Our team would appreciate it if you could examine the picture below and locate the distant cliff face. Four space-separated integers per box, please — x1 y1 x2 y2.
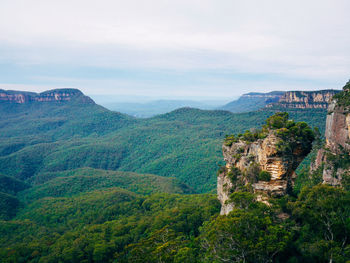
222 90 340 113
218 113 314 215
268 90 340 109
0 89 94 104
312 82 350 186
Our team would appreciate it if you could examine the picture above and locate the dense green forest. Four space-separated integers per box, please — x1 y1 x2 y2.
1 97 349 262
1 180 349 262
0 100 326 192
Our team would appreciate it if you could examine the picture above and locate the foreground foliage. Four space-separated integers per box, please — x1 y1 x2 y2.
0 190 220 263
1 184 349 262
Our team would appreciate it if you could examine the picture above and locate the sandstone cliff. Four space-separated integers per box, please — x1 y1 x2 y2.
267 90 340 109
312 81 350 186
218 113 314 215
0 89 94 104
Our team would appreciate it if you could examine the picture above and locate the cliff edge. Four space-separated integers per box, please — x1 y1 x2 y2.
267 89 340 109
218 112 314 215
0 88 94 104
312 81 350 186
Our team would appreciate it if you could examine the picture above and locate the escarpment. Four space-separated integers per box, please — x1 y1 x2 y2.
218 112 314 215
267 90 340 109
0 89 94 104
312 81 350 186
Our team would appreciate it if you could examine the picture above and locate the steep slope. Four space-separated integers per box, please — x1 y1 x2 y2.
218 112 314 215
220 91 284 113
312 81 350 187
0 93 132 140
0 88 94 104
267 89 340 109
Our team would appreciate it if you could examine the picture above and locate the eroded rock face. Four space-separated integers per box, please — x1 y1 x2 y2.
267 90 340 109
312 96 350 186
217 173 235 215
324 101 350 153
0 89 94 104
218 131 310 215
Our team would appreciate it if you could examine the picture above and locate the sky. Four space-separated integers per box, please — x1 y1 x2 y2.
0 0 349 101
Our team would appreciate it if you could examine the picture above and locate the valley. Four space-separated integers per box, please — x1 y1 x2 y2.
0 85 349 262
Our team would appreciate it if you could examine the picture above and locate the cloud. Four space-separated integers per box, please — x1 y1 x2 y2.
0 0 349 97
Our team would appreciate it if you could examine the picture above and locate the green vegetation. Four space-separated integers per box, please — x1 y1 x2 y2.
201 186 350 263
223 112 317 195
290 185 350 262
224 112 315 157
220 91 284 113
224 129 268 145
201 197 291 263
0 97 349 262
0 100 327 192
227 167 241 184
0 189 220 262
19 168 193 202
0 174 29 195
258 170 271 181
293 166 323 194
0 192 21 220
332 80 350 108
1 183 349 262
265 112 315 156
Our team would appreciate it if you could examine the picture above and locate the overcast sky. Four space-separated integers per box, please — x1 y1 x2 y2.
0 0 349 100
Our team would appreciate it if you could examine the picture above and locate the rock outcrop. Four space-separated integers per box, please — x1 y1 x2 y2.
0 89 94 104
312 81 350 186
218 113 314 215
267 90 340 109
221 90 340 113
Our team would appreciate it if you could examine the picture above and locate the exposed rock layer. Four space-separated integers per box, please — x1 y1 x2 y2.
267 90 340 109
312 98 350 185
218 132 310 215
0 89 94 104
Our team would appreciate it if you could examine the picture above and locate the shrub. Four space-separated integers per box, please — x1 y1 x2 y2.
224 135 238 146
258 170 271 181
217 165 227 176
333 80 350 108
265 112 289 129
244 163 260 184
227 167 241 183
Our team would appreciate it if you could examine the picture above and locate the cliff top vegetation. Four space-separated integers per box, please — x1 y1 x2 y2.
224 112 315 155
332 80 350 108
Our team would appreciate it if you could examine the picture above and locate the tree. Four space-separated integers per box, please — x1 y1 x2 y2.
291 184 350 263
200 200 291 263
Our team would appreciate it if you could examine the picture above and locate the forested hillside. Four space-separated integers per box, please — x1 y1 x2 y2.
0 99 327 192
0 89 349 262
